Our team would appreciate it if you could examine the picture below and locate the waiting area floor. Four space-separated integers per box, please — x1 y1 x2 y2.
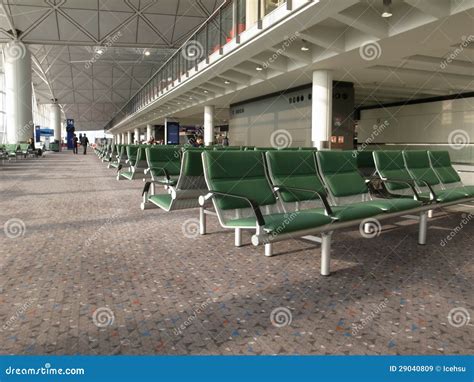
0 151 473 355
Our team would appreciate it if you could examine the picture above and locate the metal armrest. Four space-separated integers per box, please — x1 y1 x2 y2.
379 178 422 201
415 179 438 201
272 185 333 216
198 190 265 226
150 167 170 180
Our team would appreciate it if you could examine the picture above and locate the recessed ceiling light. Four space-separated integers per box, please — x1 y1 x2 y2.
144 51 151 56
382 0 392 17
97 48 104 54
301 40 309 51
224 80 230 84
256 66 263 71
203 90 208 93
189 97 193 99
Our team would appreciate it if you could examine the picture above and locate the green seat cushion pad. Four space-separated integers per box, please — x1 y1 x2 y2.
148 194 173 210
226 211 333 234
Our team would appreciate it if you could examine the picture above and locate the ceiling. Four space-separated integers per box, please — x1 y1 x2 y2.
0 0 223 130
107 0 473 133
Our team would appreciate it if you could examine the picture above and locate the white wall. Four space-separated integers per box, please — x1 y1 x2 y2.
358 97 474 144
229 87 312 147
357 97 474 163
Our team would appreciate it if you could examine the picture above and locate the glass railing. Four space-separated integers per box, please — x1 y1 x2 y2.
105 0 293 131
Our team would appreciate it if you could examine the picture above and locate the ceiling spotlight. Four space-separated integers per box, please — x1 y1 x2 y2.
382 0 392 18
224 80 230 84
96 48 104 54
256 66 263 71
144 51 151 56
301 40 309 51
203 90 208 94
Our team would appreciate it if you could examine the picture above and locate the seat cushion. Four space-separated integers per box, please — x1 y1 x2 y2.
460 185 474 197
362 198 423 212
120 171 134 180
226 211 333 234
419 189 467 203
148 194 173 211
329 203 384 221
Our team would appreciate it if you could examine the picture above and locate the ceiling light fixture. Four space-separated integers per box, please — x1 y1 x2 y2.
96 48 104 54
203 90 208 93
301 40 309 51
256 66 263 71
144 51 151 56
224 80 230 84
381 0 392 18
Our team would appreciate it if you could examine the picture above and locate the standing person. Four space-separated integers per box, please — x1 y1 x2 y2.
223 135 229 146
73 134 78 154
82 134 89 155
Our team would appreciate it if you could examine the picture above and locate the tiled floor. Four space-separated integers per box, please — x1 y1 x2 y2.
0 151 473 355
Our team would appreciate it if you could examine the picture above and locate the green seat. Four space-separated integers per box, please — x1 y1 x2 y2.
226 211 332 233
429 151 474 198
355 150 375 178
146 146 181 184
403 150 467 203
266 150 383 221
317 151 423 213
202 150 333 234
373 150 415 192
148 194 173 210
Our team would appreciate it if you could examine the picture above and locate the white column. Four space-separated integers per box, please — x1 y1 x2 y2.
127 131 132 144
134 127 140 143
50 103 61 149
121 133 126 144
164 118 168 145
311 70 333 149
146 124 153 141
5 41 33 143
204 105 215 146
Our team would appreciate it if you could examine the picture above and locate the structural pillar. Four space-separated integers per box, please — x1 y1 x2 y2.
204 105 215 147
121 133 126 144
5 40 33 143
127 131 132 144
146 124 153 142
134 127 141 143
50 102 61 150
311 70 333 149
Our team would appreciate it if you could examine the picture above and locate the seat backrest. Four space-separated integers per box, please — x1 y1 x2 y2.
5 144 18 152
355 150 375 177
202 150 276 210
403 150 440 186
126 145 139 162
19 143 29 150
175 148 208 190
145 146 182 176
316 151 368 198
428 151 461 185
373 150 412 191
266 150 325 203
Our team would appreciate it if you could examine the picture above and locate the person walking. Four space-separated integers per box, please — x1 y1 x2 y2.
82 134 89 155
73 134 78 154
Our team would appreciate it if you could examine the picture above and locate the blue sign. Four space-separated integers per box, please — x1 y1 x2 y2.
66 118 75 149
35 125 40 142
0 355 472 382
166 121 180 145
